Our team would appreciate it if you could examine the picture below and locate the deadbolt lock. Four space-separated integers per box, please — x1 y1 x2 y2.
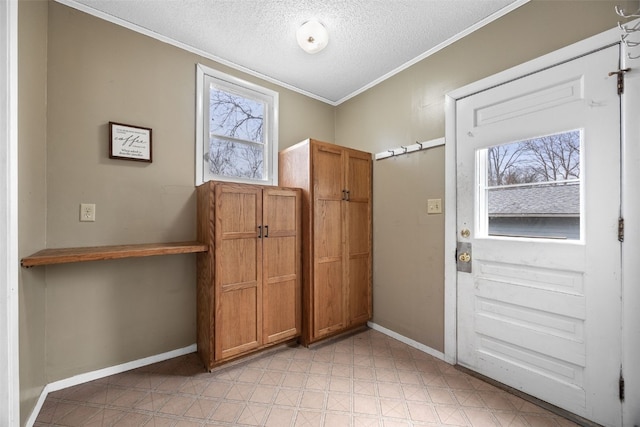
456 242 472 273
460 229 470 238
458 252 471 263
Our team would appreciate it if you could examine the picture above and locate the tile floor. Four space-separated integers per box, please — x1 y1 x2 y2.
35 328 579 426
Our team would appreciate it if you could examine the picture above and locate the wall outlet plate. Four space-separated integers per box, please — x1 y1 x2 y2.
80 203 96 222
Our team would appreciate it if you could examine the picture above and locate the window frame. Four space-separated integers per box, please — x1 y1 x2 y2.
195 63 279 186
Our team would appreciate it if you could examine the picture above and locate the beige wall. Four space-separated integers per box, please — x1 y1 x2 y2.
18 0 334 420
18 0 48 423
335 0 629 352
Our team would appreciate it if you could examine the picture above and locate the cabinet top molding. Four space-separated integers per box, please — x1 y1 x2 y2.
280 138 372 158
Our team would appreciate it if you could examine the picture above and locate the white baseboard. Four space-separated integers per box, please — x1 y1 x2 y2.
26 344 197 427
367 321 454 363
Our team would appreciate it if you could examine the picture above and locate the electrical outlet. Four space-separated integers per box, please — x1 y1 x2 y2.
80 203 96 222
427 198 442 214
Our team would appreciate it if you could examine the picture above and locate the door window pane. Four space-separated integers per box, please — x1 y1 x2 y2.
481 130 581 240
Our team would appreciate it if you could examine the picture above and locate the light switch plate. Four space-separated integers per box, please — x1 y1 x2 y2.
427 198 442 214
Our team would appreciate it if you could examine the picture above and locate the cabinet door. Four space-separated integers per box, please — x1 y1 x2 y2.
214 184 262 360
346 152 372 325
262 188 301 344
312 144 346 338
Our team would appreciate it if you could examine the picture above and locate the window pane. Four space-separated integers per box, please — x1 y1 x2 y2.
208 138 264 180
209 85 264 144
483 130 581 240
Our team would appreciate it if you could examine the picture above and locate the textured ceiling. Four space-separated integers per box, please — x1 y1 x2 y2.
60 0 525 105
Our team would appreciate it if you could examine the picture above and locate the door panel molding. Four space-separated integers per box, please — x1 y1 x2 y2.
474 76 584 127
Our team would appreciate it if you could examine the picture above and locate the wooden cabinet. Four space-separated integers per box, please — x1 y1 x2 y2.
196 181 301 369
279 139 372 345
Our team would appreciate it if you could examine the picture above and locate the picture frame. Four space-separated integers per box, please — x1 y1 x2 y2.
109 122 152 162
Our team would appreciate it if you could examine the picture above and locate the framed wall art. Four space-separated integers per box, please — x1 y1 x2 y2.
109 122 152 162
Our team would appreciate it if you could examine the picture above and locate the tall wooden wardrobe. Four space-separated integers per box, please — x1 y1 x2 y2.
279 139 372 345
196 181 301 369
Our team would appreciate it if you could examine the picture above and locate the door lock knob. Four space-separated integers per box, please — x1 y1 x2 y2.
456 242 472 273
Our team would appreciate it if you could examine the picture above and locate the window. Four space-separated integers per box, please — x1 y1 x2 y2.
196 64 278 185
478 130 582 240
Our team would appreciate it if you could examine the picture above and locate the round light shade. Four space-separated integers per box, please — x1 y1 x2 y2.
296 20 328 54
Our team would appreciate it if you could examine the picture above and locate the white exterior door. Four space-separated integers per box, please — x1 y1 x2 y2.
456 46 622 426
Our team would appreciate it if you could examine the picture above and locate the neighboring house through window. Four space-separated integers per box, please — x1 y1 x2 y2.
196 64 278 186
481 129 582 240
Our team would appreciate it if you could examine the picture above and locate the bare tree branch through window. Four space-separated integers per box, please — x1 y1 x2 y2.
488 130 580 186
207 86 265 179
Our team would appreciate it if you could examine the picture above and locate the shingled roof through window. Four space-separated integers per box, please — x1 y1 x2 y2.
488 183 580 217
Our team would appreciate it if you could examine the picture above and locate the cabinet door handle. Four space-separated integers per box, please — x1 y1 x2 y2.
342 190 347 201
345 190 350 201
258 225 262 238
264 225 269 238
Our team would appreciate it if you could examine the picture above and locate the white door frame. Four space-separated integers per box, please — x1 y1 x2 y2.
620 30 640 422
444 25 639 424
0 0 20 425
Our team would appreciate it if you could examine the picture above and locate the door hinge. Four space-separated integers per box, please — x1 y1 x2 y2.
620 373 625 401
608 68 631 95
618 217 624 242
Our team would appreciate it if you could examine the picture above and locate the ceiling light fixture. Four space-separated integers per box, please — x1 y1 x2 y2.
296 20 328 54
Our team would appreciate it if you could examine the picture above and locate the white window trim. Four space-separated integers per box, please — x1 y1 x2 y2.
195 63 279 186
